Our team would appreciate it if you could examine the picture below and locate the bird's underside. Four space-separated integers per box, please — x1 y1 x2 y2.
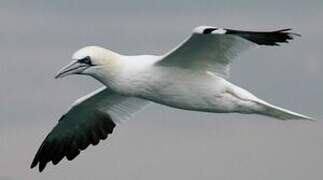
31 26 312 172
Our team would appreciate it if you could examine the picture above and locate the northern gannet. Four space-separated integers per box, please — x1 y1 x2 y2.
31 26 313 172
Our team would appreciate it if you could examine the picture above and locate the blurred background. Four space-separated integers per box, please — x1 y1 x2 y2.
0 0 322 179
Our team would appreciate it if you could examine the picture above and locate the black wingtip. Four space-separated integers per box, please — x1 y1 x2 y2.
276 28 301 38
30 111 117 172
225 28 300 46
39 162 47 172
275 28 300 35
30 158 45 173
30 160 37 169
30 147 41 170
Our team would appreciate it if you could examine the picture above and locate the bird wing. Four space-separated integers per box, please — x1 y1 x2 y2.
157 26 299 78
31 86 150 172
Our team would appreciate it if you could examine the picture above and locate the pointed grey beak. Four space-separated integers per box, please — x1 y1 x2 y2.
55 60 89 79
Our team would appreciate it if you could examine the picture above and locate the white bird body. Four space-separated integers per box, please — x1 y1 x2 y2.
84 49 308 120
31 26 313 172
93 53 256 113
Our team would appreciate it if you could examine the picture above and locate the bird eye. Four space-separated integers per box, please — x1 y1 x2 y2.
78 56 92 66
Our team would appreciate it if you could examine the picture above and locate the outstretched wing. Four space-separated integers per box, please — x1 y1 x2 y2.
157 26 299 78
31 87 150 172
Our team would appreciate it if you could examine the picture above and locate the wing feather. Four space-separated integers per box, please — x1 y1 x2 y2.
31 87 150 172
157 26 299 78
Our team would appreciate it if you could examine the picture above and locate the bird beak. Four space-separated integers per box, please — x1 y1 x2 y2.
55 60 89 79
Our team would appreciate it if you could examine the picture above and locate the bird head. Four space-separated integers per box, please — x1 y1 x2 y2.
55 46 121 79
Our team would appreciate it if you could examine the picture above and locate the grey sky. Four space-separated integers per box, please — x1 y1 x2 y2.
0 0 322 179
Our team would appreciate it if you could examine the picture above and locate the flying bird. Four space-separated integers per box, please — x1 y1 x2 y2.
31 26 313 172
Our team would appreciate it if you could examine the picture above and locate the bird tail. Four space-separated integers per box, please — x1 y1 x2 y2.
258 102 314 121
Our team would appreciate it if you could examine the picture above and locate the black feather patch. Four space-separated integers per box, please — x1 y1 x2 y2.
203 28 218 34
30 110 116 172
225 28 300 46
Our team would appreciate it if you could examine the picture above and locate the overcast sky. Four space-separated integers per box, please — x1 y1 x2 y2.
0 0 322 179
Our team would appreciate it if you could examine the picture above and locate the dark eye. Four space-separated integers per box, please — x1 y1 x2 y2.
78 56 92 66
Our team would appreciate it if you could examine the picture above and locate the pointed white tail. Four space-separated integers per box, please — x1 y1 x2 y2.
259 103 314 121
